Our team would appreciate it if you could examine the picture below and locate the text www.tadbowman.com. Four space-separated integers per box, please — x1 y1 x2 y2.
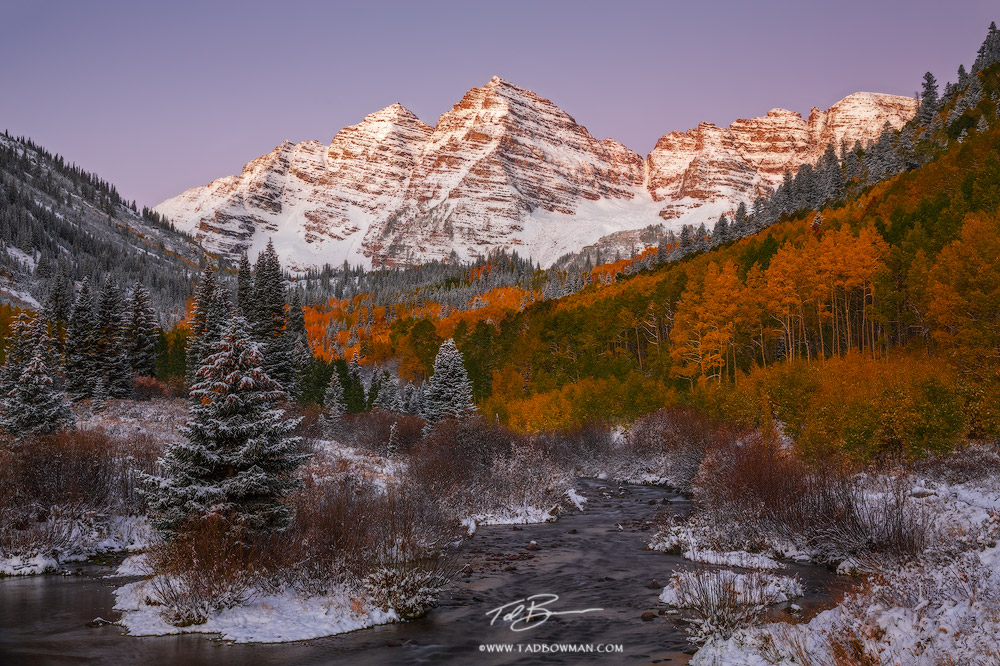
480 643 624 654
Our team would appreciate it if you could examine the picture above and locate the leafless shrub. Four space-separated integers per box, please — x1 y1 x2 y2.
273 478 459 599
533 422 615 475
338 410 424 456
362 554 455 620
0 429 162 560
132 376 172 401
147 516 258 626
664 567 803 644
624 407 743 491
693 435 931 560
910 441 1000 485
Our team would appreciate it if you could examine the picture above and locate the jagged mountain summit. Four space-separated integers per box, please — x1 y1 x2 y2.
156 78 917 270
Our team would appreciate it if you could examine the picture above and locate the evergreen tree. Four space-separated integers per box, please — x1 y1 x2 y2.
402 382 424 415
0 323 73 436
421 339 476 426
124 282 158 377
0 312 34 394
96 276 132 397
186 266 230 388
252 240 294 392
344 354 366 412
42 264 73 325
919 72 939 127
712 214 730 245
236 252 254 322
372 369 403 412
322 371 346 423
285 289 311 397
385 422 400 457
147 316 308 536
66 277 98 398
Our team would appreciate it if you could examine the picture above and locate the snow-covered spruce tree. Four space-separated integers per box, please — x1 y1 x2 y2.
148 316 308 536
319 371 347 438
96 276 132 397
252 240 295 393
235 252 254 322
66 277 99 398
372 369 403 412
0 325 73 436
285 289 312 397
124 281 158 377
0 312 33 395
421 339 476 426
185 266 230 389
323 371 347 421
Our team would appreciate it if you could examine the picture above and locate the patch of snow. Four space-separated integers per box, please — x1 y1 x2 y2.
659 569 803 608
114 580 397 643
0 555 59 576
565 487 587 511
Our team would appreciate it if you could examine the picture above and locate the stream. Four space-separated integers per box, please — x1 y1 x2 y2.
0 479 840 665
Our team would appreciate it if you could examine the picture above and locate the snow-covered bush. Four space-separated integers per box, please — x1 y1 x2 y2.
0 428 160 566
147 516 258 626
661 567 803 644
690 435 933 561
363 557 453 620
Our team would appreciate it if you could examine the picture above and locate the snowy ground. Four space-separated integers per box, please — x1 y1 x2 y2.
114 579 397 643
649 457 1000 664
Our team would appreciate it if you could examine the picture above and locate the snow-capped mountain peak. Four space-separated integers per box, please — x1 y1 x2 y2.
155 80 917 270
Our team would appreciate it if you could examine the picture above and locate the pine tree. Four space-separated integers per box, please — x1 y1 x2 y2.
422 339 476 426
385 422 400 457
285 289 311 397
919 72 939 128
66 277 98 398
1 321 73 436
0 312 34 395
322 371 346 422
252 240 294 392
236 252 254 322
124 282 158 377
712 215 730 246
186 266 230 388
147 316 308 536
344 354 366 412
96 276 132 397
42 265 73 325
372 369 403 412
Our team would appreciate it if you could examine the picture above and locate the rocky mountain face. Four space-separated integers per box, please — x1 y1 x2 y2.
156 81 917 270
647 93 919 220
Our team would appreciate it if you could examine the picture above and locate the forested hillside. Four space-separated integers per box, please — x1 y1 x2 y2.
271 27 1000 463
0 133 205 316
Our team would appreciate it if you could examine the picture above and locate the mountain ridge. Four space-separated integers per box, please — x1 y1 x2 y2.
155 78 917 270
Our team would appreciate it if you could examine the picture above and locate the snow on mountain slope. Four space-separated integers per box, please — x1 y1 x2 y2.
156 81 917 270
646 93 919 221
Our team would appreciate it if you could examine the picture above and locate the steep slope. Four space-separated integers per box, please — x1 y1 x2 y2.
157 81 916 270
647 93 918 220
0 133 204 316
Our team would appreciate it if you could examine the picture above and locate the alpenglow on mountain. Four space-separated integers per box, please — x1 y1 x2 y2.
156 77 917 270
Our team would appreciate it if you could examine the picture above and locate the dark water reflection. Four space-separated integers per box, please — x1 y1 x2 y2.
0 479 840 666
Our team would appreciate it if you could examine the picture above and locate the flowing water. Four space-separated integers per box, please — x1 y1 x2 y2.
0 479 840 665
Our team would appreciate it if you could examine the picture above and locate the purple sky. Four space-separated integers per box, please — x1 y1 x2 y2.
2 0 995 208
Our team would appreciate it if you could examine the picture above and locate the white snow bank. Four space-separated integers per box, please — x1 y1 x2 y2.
0 554 59 576
660 569 803 608
470 503 557 526
114 579 397 643
684 549 783 570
